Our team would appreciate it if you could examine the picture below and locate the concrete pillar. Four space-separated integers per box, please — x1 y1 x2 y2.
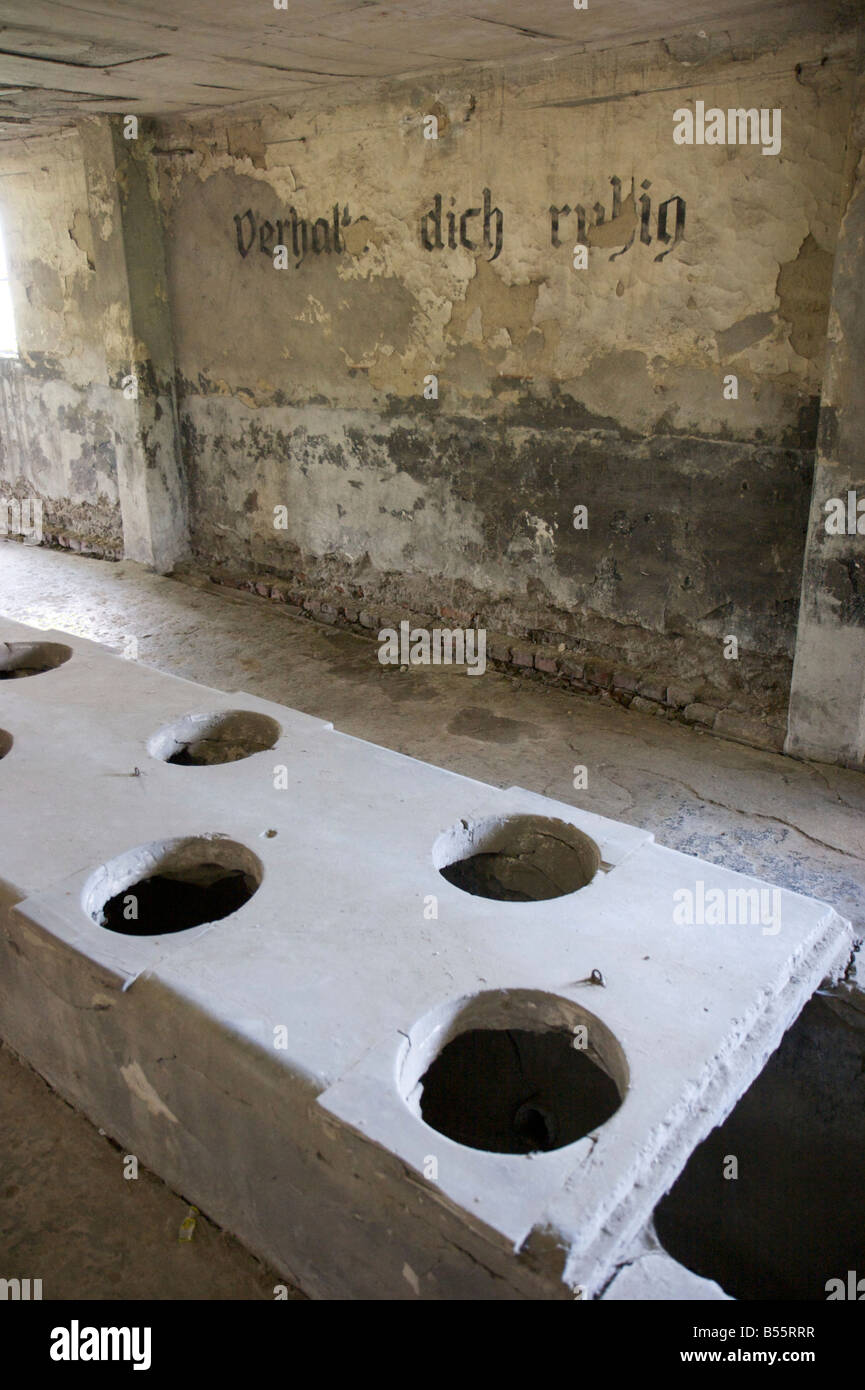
78 117 187 573
786 80 865 769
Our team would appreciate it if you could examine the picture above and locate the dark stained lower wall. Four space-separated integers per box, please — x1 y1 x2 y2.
157 26 850 715
180 391 815 707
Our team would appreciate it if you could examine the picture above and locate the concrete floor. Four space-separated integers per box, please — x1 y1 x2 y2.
0 1041 301 1300
1 541 863 1299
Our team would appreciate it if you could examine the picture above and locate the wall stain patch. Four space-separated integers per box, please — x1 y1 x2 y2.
776 234 834 363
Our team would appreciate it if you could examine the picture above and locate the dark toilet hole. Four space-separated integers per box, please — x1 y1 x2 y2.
85 837 262 938
440 854 537 901
147 710 281 766
653 996 865 1300
0 641 72 679
419 1027 620 1153
434 814 601 902
170 749 213 766
0 730 11 760
101 866 255 936
513 1098 559 1151
404 991 627 1157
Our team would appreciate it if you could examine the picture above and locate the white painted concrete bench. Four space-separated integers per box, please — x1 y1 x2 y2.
0 620 851 1298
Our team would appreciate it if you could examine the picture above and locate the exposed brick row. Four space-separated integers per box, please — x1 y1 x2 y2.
208 568 786 755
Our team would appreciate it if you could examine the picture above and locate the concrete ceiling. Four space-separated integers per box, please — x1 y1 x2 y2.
0 0 845 138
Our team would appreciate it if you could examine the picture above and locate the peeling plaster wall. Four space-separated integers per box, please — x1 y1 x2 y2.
787 76 865 768
0 23 855 710
0 129 125 550
157 25 855 705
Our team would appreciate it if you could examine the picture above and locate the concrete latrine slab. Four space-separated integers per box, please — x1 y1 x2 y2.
0 619 852 1298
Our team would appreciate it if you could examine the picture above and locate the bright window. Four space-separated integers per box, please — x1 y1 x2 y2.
0 216 18 357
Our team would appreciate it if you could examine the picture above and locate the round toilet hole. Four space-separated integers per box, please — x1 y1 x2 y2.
0 729 11 760
147 710 281 766
402 990 627 1155
433 814 600 902
83 836 262 937
0 641 72 680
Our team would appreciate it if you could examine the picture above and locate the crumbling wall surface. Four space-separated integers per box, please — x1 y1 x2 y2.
786 77 865 768
157 22 854 707
0 129 125 553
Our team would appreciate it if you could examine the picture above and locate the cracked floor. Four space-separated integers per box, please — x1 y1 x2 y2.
1 541 863 1297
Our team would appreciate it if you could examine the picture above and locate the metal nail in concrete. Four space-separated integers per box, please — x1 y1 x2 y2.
0 618 853 1298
